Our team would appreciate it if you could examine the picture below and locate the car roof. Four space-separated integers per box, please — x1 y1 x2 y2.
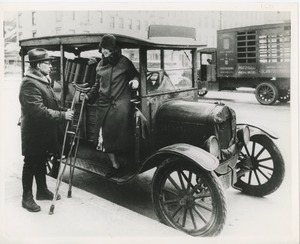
19 33 205 54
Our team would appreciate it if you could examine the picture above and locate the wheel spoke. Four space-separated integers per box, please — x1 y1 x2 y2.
194 192 211 199
258 164 274 171
255 147 266 159
177 171 186 192
193 205 209 224
162 198 181 206
244 144 251 156
257 157 272 163
247 170 253 185
251 141 256 156
239 151 247 158
257 167 271 181
181 171 195 192
162 188 180 197
167 176 184 195
195 201 213 212
182 208 188 227
254 170 261 185
189 208 197 230
171 205 183 218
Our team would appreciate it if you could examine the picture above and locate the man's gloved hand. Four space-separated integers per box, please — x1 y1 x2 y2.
65 109 74 121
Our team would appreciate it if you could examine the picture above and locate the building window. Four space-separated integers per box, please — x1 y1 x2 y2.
56 27 62 35
110 16 115 28
32 31 37 38
56 12 63 22
87 11 90 22
144 20 148 31
119 18 124 29
136 20 141 31
72 11 76 21
32 12 36 26
98 11 103 23
18 14 22 28
128 19 132 30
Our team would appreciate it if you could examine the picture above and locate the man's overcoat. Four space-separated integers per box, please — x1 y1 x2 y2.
87 54 139 153
19 66 66 156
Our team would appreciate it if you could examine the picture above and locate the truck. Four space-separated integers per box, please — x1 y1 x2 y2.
198 22 291 105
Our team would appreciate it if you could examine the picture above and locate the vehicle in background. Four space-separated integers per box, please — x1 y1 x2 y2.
198 22 291 105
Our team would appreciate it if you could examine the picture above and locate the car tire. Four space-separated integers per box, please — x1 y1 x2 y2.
152 157 226 236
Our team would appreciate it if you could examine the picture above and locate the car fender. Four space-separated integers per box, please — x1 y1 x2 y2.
237 123 278 139
140 143 219 173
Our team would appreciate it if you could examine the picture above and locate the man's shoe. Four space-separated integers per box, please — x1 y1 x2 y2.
36 189 61 200
22 194 41 212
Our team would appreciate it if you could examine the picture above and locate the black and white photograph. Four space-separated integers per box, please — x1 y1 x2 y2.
0 2 299 244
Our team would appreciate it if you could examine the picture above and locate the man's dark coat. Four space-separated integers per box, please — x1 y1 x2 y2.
19 66 66 156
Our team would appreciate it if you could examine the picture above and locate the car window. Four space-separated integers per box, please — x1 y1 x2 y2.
146 49 193 94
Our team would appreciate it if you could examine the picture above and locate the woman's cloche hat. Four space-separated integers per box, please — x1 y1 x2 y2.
26 48 53 63
99 34 117 51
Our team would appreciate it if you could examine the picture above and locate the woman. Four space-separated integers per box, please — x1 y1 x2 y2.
84 34 139 177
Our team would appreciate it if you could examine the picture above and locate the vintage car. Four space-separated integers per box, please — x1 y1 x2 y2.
19 26 285 237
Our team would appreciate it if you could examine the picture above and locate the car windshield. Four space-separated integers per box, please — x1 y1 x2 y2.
146 49 193 94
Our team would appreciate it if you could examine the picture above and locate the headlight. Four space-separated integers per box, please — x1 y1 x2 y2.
204 136 220 157
237 125 250 145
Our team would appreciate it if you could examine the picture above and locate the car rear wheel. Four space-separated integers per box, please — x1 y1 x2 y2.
235 135 285 196
152 158 226 236
255 82 279 105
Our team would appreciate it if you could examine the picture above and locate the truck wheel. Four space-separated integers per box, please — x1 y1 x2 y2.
255 82 279 105
278 90 290 103
235 135 285 197
198 90 208 96
152 158 226 236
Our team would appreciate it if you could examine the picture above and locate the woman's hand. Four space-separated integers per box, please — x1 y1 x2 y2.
80 93 89 101
129 79 139 89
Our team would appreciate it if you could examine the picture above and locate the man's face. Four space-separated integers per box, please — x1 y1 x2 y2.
101 48 112 58
38 61 52 76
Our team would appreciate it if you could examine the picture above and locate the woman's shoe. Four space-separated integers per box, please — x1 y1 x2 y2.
105 166 123 178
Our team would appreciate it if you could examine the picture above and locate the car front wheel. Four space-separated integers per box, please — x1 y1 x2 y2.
152 158 226 236
235 135 285 196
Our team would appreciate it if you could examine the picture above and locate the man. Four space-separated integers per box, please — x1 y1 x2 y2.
19 48 74 212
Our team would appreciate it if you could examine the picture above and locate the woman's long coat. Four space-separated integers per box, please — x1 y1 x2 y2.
87 54 139 153
19 66 66 156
